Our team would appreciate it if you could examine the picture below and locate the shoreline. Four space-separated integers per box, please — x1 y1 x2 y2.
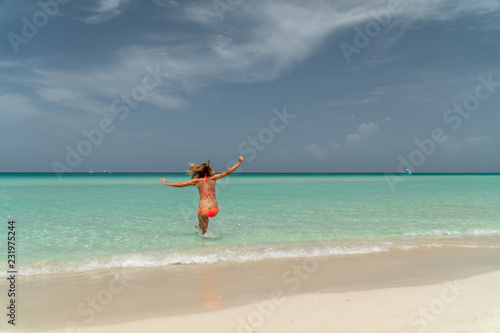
9 239 500 278
2 246 500 332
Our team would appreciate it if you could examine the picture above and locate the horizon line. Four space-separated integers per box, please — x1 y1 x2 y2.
1 172 499 175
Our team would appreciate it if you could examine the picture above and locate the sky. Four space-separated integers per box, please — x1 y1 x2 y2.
1 0 499 173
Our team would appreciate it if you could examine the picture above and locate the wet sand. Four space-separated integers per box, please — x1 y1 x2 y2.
2 246 500 332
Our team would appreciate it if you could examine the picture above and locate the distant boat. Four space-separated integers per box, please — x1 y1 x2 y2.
90 168 93 174
406 168 412 175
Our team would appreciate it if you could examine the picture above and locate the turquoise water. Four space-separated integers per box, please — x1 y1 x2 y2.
1 173 499 275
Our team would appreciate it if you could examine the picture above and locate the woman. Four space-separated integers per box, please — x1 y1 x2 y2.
161 156 243 235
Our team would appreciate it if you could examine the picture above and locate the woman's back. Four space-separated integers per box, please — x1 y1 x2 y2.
197 177 216 196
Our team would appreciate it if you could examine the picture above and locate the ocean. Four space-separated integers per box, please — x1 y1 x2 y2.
1 173 499 276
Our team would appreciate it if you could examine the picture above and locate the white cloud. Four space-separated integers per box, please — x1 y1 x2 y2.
464 135 490 146
365 0 500 63
184 1 378 82
275 148 292 160
0 60 19 68
74 0 500 88
306 141 340 159
306 143 329 159
35 86 113 118
17 49 187 119
144 91 186 110
0 94 44 122
346 122 379 146
81 0 131 25
36 88 81 102
442 135 490 152
442 135 461 150
183 0 500 79
152 0 178 7
322 97 379 108
5 0 500 123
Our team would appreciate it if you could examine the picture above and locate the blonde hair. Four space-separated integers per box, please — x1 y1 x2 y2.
187 160 215 179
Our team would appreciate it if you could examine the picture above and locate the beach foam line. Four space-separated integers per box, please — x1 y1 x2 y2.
11 243 392 276
9 239 498 277
403 228 500 236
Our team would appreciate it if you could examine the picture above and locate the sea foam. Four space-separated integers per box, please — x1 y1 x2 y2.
403 229 500 236
12 243 392 276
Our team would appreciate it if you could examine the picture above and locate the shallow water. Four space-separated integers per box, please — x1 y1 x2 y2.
1 173 499 275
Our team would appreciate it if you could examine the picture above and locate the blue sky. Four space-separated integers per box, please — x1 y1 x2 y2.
1 0 499 173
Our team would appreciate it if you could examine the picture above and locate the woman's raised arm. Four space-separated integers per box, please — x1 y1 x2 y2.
211 156 244 181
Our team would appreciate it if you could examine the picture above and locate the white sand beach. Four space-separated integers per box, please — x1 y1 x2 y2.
4 247 500 333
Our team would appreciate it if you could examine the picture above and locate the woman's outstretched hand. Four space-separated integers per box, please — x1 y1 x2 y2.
239 156 244 162
160 178 168 185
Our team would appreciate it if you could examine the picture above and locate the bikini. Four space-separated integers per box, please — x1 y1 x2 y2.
198 174 219 218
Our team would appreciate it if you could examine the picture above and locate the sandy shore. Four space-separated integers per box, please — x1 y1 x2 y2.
55 271 500 333
2 246 500 332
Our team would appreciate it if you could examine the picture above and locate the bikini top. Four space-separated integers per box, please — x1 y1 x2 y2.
201 174 215 198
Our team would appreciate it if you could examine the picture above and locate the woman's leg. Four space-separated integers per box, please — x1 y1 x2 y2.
198 212 209 235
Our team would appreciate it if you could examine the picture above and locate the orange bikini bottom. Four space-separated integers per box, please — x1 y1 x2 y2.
198 207 219 218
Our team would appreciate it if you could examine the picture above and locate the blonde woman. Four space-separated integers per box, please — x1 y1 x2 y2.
161 156 243 235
